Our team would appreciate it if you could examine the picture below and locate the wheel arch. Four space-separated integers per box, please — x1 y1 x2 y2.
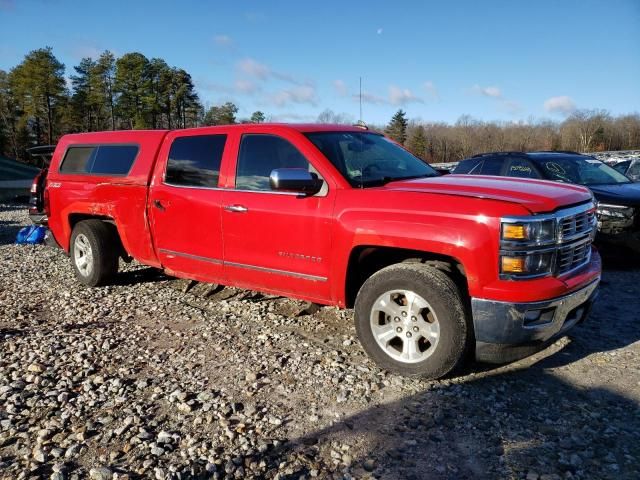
344 245 469 309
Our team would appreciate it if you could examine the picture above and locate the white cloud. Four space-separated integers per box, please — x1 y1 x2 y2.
423 81 439 100
269 112 317 122
472 84 502 98
334 79 348 96
389 85 424 105
237 58 270 80
376 28 383 35
354 91 388 105
214 34 233 47
234 79 259 94
544 96 577 115
269 85 318 107
236 58 310 86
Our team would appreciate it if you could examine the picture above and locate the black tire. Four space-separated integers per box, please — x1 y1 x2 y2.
69 220 119 287
354 263 470 379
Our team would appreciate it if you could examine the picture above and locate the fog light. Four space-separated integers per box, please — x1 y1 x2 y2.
501 256 526 273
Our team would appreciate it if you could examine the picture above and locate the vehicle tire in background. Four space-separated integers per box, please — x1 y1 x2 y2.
354 263 470 379
70 220 119 287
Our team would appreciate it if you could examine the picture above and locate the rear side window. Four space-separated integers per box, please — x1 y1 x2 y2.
480 158 503 175
452 160 479 174
165 135 227 188
505 157 540 179
59 145 138 175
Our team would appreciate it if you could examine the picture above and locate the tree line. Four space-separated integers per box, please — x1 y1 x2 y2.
1 47 639 164
384 109 640 163
0 47 265 161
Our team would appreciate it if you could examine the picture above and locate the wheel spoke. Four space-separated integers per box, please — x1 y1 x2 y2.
402 337 419 361
376 293 403 318
374 323 397 344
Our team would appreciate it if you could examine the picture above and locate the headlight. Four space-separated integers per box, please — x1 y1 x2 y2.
500 217 557 279
596 203 634 220
501 219 556 244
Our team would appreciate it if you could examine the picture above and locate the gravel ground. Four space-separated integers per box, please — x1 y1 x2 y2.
1 203 639 480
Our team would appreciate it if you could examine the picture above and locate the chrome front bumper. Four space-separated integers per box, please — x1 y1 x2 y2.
472 278 600 362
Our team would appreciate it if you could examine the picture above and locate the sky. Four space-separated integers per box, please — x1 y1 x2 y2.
0 0 639 125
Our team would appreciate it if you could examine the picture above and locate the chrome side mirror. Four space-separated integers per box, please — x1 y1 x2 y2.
269 168 323 195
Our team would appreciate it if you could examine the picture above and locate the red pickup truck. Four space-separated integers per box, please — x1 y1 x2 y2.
38 124 601 378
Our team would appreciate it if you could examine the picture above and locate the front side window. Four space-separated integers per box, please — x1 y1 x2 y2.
165 135 226 188
627 161 640 180
305 131 437 187
236 134 311 191
59 145 138 175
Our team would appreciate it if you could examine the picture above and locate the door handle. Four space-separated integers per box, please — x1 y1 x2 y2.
153 199 166 211
224 204 248 213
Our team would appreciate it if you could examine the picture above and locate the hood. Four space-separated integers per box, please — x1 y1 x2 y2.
383 175 592 214
588 183 640 206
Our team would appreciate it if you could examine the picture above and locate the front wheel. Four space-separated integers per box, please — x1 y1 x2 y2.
70 220 119 287
354 263 470 379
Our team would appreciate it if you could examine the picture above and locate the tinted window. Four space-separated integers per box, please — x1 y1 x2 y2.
452 159 479 174
166 135 226 188
60 147 95 173
480 158 503 175
90 145 138 175
236 134 310 191
627 161 640 180
505 157 540 179
60 145 138 175
612 161 630 175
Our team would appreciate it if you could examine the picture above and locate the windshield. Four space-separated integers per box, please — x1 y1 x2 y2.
535 155 632 186
305 131 438 187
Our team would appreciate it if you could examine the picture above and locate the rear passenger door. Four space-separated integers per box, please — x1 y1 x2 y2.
149 133 227 283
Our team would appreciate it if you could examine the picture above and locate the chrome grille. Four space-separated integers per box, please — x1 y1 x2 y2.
555 206 596 276
559 209 596 240
557 239 591 275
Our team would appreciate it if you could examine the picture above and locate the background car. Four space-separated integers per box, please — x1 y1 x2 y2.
611 158 640 182
452 151 640 253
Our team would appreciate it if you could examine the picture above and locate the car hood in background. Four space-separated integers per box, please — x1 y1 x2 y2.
589 183 640 206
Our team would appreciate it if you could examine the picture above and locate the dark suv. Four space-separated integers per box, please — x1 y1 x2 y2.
452 151 640 253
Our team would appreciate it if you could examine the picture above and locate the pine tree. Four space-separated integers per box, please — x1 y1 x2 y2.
93 51 116 130
114 52 151 129
407 126 428 159
9 47 66 145
385 109 408 144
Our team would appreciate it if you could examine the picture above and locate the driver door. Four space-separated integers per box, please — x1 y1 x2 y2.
220 133 335 302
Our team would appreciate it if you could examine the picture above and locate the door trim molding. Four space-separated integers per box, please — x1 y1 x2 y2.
159 248 223 265
158 249 327 282
225 261 328 282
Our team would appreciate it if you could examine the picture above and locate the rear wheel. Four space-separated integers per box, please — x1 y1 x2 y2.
354 263 470 379
70 220 119 286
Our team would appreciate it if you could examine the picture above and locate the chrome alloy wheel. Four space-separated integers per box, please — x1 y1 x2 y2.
73 233 94 277
369 289 440 364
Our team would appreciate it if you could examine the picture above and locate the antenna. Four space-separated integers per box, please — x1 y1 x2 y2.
359 76 363 122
